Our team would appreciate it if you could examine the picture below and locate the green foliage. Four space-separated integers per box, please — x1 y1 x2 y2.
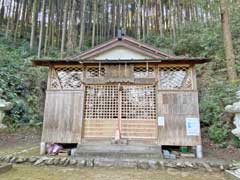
233 136 240 148
199 98 221 126
199 82 238 126
175 23 224 58
144 32 174 55
0 35 47 128
208 124 229 144
231 6 240 74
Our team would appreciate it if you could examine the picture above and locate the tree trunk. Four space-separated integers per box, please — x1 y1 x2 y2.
107 0 111 38
38 0 46 58
112 0 116 38
145 0 149 36
14 0 25 42
116 0 120 30
0 0 5 24
30 0 39 49
44 0 52 55
159 0 163 37
79 0 87 50
137 0 141 40
142 0 146 41
67 0 77 50
12 0 20 35
5 0 12 38
221 0 237 81
91 0 97 47
19 0 28 38
172 0 176 44
60 0 69 58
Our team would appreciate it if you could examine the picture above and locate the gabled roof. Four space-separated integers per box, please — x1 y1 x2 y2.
32 36 210 66
67 36 176 60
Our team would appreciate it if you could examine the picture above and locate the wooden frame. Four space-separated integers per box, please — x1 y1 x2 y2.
157 64 194 91
83 84 157 140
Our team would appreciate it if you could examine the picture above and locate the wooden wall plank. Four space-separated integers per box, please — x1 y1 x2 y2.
157 91 201 146
83 119 118 138
42 90 84 143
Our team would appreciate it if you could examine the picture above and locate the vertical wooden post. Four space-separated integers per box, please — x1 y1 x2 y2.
118 83 122 139
79 85 86 144
146 62 149 77
98 62 101 77
124 63 127 77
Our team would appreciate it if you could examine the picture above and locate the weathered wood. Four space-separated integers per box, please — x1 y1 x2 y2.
121 119 157 139
83 119 118 138
82 84 157 140
43 62 201 147
42 90 84 143
157 91 201 146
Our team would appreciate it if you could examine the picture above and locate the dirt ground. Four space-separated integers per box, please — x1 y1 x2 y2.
201 130 240 162
0 126 41 156
0 165 225 180
0 126 240 162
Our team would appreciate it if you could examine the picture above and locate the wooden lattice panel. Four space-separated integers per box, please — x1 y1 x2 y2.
83 85 157 139
85 85 118 119
84 85 119 138
121 85 156 120
86 67 105 78
134 66 155 78
50 66 83 90
159 66 192 90
121 85 157 139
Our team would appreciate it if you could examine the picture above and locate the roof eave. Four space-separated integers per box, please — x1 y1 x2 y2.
31 57 211 66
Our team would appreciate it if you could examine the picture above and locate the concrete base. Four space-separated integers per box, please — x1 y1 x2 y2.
40 142 46 155
75 143 162 159
196 145 203 159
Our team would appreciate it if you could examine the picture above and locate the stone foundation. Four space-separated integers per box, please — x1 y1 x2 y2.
0 155 231 172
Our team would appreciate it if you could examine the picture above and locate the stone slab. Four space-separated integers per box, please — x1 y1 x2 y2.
0 163 12 174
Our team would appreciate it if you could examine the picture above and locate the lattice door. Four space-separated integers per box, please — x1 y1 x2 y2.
121 85 157 139
83 84 157 140
83 85 118 138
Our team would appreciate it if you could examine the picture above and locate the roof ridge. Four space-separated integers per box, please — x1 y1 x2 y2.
66 38 119 60
65 36 176 60
122 36 176 58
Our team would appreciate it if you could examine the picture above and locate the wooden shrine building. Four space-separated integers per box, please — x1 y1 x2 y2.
33 34 209 158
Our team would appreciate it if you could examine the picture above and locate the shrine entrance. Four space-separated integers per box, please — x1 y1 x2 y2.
83 84 157 140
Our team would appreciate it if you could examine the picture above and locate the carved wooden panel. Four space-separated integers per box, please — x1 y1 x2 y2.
50 66 83 90
134 66 155 78
159 66 192 90
86 67 105 78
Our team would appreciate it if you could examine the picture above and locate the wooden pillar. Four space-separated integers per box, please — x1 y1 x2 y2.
116 83 122 140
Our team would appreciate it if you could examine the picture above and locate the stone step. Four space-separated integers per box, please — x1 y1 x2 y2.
75 144 162 159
